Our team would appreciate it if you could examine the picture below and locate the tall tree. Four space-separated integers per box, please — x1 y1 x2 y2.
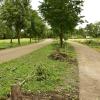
39 0 83 47
0 0 31 45
0 0 15 43
26 10 46 42
85 22 100 38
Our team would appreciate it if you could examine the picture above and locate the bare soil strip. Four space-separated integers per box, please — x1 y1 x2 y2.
0 39 53 64
70 42 100 100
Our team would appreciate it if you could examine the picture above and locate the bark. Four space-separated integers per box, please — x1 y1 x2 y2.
11 84 22 100
17 29 21 45
30 33 32 43
10 38 13 44
30 37 32 43
59 33 63 48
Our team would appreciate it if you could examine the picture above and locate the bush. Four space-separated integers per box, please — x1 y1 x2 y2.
34 64 49 81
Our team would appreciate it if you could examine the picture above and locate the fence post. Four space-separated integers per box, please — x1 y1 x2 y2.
11 84 22 100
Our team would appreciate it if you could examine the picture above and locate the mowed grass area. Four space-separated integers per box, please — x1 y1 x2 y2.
0 38 35 50
0 42 79 99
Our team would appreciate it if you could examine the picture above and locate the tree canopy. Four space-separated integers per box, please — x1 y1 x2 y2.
39 0 83 47
0 0 31 44
0 0 47 44
85 22 100 38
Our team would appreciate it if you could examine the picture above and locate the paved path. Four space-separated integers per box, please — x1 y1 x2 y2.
0 39 53 64
70 42 100 100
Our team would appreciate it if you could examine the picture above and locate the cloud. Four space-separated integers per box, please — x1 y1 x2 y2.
82 0 100 23
31 0 100 26
31 0 43 10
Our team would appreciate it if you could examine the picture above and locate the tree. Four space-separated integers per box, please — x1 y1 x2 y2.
73 28 86 38
0 0 31 45
35 17 45 41
94 22 100 37
26 10 46 42
39 0 83 47
0 18 16 40
85 22 100 38
0 20 7 39
0 0 15 43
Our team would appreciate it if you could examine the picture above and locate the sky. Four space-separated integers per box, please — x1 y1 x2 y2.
31 0 100 27
31 0 43 10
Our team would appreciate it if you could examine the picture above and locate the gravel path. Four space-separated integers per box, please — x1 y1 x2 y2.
70 42 100 100
0 39 53 64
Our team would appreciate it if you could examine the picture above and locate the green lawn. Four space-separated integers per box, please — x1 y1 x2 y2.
0 42 79 99
0 38 35 50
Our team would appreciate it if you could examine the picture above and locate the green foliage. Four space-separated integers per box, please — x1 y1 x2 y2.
34 63 49 81
73 28 86 38
85 22 100 38
44 28 54 38
33 13 45 39
82 39 100 48
78 39 100 52
39 0 83 47
25 9 46 42
0 0 46 43
0 0 31 44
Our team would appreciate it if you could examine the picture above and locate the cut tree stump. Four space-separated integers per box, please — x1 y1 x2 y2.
11 84 22 100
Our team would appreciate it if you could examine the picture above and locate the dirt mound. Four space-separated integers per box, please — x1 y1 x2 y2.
48 51 68 61
48 50 77 65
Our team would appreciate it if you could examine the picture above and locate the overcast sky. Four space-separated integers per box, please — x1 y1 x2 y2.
31 0 100 27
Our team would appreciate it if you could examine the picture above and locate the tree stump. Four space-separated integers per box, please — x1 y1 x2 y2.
11 84 22 100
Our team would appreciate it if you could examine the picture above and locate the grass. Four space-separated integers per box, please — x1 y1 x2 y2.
76 39 100 52
0 42 79 99
0 38 35 50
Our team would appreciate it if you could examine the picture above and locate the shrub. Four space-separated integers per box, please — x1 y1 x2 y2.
34 64 49 81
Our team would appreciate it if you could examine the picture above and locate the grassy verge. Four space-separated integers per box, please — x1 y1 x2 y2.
0 38 36 50
78 39 100 52
0 42 79 99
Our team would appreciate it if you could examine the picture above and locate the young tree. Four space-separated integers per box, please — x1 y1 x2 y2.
85 23 100 38
0 0 31 45
39 0 83 47
26 10 46 42
0 0 15 43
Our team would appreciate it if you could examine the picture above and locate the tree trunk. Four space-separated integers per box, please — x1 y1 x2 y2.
3 34 6 39
18 34 20 45
30 33 32 43
10 38 13 44
17 30 21 45
10 32 13 44
59 33 63 48
11 84 22 100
